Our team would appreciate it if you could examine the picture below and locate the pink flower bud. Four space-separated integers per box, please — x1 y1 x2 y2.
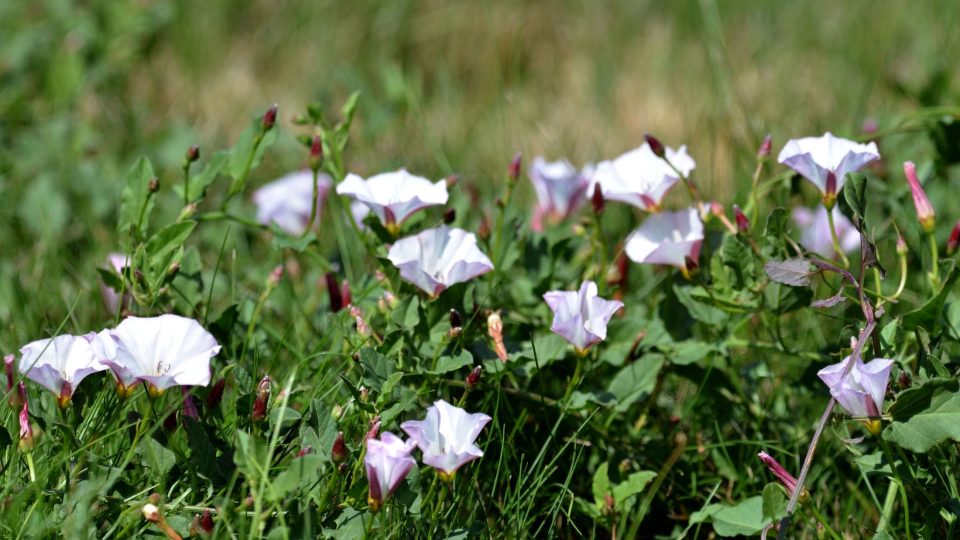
252 376 271 423
297 445 313 457
331 431 348 463
262 104 278 131
948 220 960 256
182 387 199 420
758 451 798 496
365 416 381 442
644 133 666 158
309 135 323 171
487 311 508 362
904 161 935 233
267 265 283 288
186 145 200 163
465 366 482 390
591 186 605 215
326 272 345 312
199 509 214 534
757 134 772 159
896 230 908 256
508 152 522 182
733 205 750 234
148 177 160 193
18 400 33 452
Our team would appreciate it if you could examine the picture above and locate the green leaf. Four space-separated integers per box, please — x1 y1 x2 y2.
660 341 719 366
689 496 767 537
612 470 657 505
136 437 176 478
146 221 196 272
884 378 960 452
606 355 665 411
428 351 474 374
271 231 316 252
761 483 788 522
763 207 789 238
117 156 156 238
267 454 325 503
359 348 395 390
591 462 611 508
839 172 868 226
673 285 728 325
902 259 958 332
227 117 278 195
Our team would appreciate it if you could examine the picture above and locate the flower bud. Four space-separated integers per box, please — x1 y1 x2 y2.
182 387 199 420
445 174 461 188
142 503 161 523
478 215 491 240
465 366 482 390
332 403 344 419
443 208 456 224
18 401 33 452
757 134 772 159
904 161 935 233
378 291 397 312
644 133 665 158
948 220 960 256
365 415 380 442
185 145 200 163
148 177 160 193
297 445 313 457
262 104 278 131
448 308 463 328
331 431 348 463
757 451 798 496
591 185 605 215
355 315 372 338
508 152 522 182
487 311 508 362
199 509 214 534
896 231 908 256
205 378 226 411
733 205 750 234
267 265 283 288
309 135 323 172
252 376 271 423
359 386 370 403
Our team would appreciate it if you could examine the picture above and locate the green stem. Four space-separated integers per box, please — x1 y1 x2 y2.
876 479 899 536
927 231 940 288
24 452 36 483
826 207 850 268
300 168 321 240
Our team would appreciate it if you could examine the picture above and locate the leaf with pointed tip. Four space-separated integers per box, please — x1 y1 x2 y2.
811 287 846 308
764 258 813 287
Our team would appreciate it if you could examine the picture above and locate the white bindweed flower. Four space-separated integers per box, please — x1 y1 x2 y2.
777 132 880 204
528 157 590 231
336 169 448 231
365 431 417 512
625 207 704 271
102 314 221 396
589 143 695 211
792 205 860 258
18 333 107 408
818 356 894 422
543 281 624 351
252 170 332 235
401 399 491 477
387 225 494 296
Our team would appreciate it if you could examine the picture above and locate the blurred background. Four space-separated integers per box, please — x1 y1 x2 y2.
0 0 958 341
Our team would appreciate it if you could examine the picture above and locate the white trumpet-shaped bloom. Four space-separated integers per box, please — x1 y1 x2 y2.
625 207 704 269
252 170 332 235
387 225 494 295
590 143 695 211
365 432 417 509
543 281 624 351
336 169 448 227
102 314 221 392
777 132 880 197
401 400 491 475
18 333 107 400
529 157 589 231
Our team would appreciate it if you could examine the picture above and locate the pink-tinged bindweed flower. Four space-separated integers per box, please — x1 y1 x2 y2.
817 356 894 423
18 333 108 408
387 225 494 296
624 208 704 272
336 169 448 231
102 315 221 396
528 157 590 231
757 451 798 496
19 393 33 452
903 161 936 233
365 432 417 512
543 281 624 352
400 399 491 478
101 253 131 315
589 142 695 211
777 132 880 206
791 205 860 258
252 170 332 235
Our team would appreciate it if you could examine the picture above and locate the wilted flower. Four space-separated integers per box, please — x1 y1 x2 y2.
387 225 494 296
336 169 449 231
818 356 894 426
365 432 417 512
791 205 860 258
903 161 936 233
757 451 798 496
589 142 696 211
252 375 271 423
486 311 508 361
19 333 107 408
101 253 130 315
252 170 332 235
401 399 491 478
624 208 704 271
543 281 624 351
102 315 221 395
777 132 880 205
528 157 590 231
